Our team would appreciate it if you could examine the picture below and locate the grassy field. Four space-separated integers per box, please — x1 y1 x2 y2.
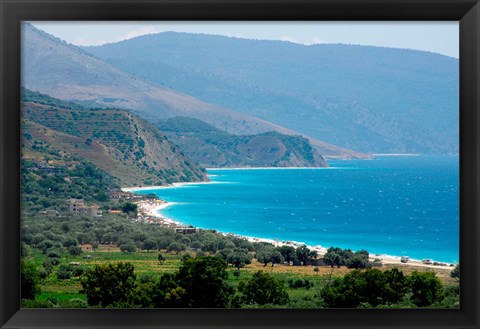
26 245 456 306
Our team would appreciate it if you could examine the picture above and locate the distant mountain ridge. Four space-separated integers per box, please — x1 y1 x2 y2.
84 31 459 154
157 117 328 168
21 23 370 160
22 90 208 186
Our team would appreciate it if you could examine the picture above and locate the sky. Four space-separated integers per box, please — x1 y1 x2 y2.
31 21 459 58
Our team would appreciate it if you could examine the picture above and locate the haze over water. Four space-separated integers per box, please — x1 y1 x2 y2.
137 156 459 263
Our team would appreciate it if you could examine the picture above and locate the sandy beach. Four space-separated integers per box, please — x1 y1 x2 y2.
131 193 455 270
126 179 457 271
134 199 182 227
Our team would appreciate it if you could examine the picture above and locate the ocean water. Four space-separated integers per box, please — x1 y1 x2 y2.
135 156 459 263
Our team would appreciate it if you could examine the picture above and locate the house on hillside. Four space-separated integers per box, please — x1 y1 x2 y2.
68 198 102 218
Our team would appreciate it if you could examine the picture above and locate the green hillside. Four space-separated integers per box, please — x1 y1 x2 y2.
157 117 327 168
22 91 208 187
21 23 368 159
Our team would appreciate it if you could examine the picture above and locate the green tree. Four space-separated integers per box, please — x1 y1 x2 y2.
322 270 368 308
57 265 72 280
80 262 136 307
228 250 253 270
119 240 137 253
295 245 317 266
450 263 460 282
239 271 289 306
278 246 296 264
323 249 342 268
321 268 408 308
269 250 284 267
152 273 186 308
77 232 96 245
62 237 78 248
46 248 62 259
176 256 231 307
121 202 138 216
256 246 277 267
167 242 186 254
36 239 56 254
21 260 40 300
323 247 370 269
68 245 82 257
408 271 444 307
346 253 371 269
142 239 157 252
132 273 184 308
383 268 408 303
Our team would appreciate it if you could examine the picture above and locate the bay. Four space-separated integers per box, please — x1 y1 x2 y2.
135 155 459 263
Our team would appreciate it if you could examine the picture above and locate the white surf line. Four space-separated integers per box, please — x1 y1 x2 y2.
372 153 420 156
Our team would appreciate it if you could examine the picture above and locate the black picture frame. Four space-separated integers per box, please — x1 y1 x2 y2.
1 0 479 328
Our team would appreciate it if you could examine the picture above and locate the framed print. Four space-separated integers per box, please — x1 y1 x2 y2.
1 0 479 328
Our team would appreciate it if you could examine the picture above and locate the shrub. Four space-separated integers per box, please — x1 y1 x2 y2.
38 268 50 280
323 247 371 269
47 248 63 259
239 271 289 306
408 271 444 307
157 253 165 264
120 241 137 253
181 253 192 262
450 263 460 281
176 256 231 308
21 260 40 300
57 266 72 280
81 262 136 307
62 238 78 248
167 242 186 254
71 266 84 277
36 240 56 253
288 278 313 289
68 245 83 256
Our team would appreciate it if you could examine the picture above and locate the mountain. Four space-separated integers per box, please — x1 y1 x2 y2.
84 32 459 154
21 89 208 187
157 117 327 168
21 23 369 159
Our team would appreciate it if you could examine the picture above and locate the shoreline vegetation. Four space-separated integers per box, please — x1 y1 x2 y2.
124 180 457 271
18 25 460 309
20 156 459 309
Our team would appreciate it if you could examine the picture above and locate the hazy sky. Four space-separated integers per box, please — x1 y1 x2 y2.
31 21 459 58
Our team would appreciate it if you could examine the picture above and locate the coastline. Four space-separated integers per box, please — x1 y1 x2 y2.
205 167 362 171
129 185 456 270
122 181 212 192
371 153 420 157
206 166 332 170
134 199 182 227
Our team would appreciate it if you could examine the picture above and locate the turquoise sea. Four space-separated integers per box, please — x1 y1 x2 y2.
135 156 459 263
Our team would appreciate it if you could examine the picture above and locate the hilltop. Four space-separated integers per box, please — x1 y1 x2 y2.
22 90 208 187
21 23 369 159
157 117 327 168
